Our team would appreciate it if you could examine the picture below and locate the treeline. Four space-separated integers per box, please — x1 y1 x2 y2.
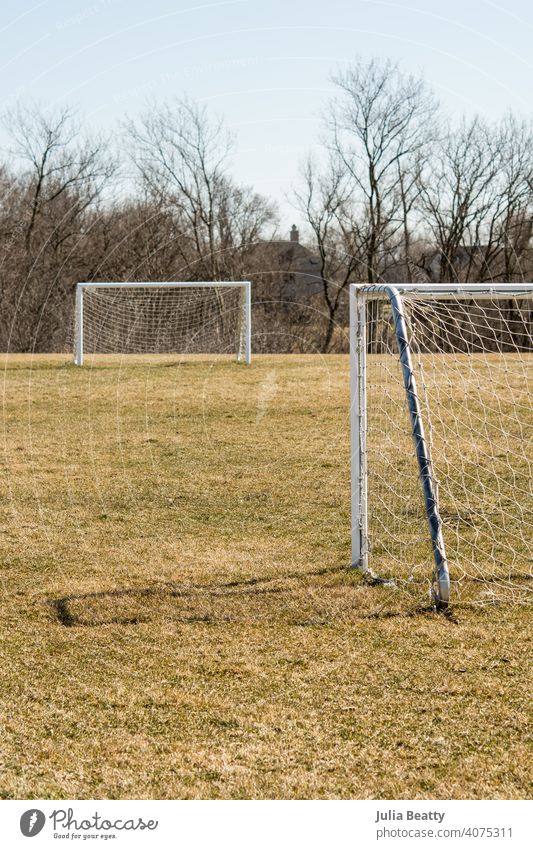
1 57 532 354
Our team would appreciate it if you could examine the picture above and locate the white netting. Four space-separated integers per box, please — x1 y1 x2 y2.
363 291 532 605
76 284 247 359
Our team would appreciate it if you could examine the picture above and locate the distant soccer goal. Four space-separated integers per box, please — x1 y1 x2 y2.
73 281 252 365
350 283 533 608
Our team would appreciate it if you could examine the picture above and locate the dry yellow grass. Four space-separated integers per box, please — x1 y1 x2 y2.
0 354 531 799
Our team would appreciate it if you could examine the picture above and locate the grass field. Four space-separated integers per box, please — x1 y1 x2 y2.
0 354 531 799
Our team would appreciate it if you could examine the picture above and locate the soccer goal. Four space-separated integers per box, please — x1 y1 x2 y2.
73 281 252 366
350 283 533 608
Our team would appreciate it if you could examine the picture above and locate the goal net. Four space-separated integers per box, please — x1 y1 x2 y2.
74 282 251 365
350 284 533 607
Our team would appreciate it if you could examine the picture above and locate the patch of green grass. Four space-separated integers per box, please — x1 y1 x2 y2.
0 354 531 799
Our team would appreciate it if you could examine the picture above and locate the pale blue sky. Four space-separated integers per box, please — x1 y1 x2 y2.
1 0 532 226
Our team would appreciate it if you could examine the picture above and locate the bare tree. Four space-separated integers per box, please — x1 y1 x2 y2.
125 98 276 280
417 114 533 284
4 104 115 252
418 117 502 282
493 114 533 282
294 155 362 351
0 103 116 351
327 57 437 286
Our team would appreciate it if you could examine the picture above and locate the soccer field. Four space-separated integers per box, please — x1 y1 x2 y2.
0 354 530 799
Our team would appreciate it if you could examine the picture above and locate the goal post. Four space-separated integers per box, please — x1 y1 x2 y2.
350 283 533 608
73 281 252 366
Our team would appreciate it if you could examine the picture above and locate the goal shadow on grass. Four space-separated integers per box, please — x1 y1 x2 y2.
46 565 441 628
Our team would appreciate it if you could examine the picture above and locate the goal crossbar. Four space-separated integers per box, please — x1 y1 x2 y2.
76 281 250 289
353 283 533 299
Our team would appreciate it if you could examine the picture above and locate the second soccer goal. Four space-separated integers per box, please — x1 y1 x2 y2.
350 283 532 609
73 281 252 365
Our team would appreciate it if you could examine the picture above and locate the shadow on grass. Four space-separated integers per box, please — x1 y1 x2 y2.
45 564 444 628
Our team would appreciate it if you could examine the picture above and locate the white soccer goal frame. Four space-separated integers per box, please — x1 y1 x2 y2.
350 282 533 608
73 281 252 366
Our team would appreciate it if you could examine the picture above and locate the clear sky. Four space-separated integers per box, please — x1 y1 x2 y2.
1 0 532 228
